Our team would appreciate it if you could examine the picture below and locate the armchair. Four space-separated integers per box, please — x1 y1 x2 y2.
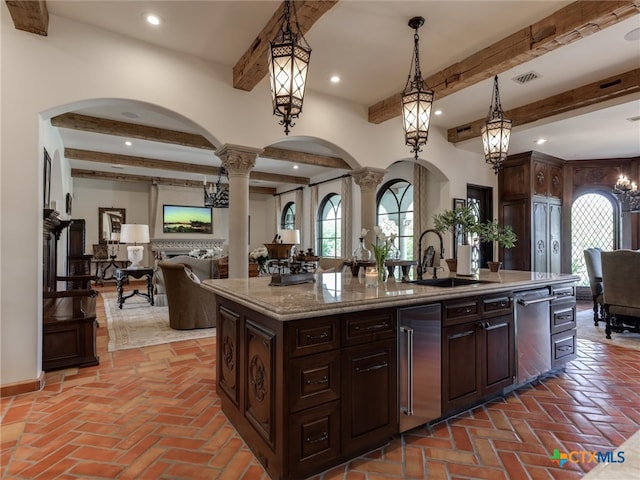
583 248 604 325
601 250 640 339
158 262 216 330
154 255 222 306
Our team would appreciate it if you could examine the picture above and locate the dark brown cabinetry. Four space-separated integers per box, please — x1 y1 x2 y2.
216 299 397 480
550 283 577 367
442 294 514 415
499 151 565 273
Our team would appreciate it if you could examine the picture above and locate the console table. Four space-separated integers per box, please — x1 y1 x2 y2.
93 258 130 285
115 267 154 309
344 259 417 281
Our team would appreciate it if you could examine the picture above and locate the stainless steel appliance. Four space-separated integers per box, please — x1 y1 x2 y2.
514 288 555 385
398 303 441 432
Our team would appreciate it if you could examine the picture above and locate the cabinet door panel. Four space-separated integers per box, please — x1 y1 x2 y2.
442 323 480 413
289 350 340 413
245 319 276 447
533 201 548 272
342 340 397 455
549 201 562 274
483 316 513 394
219 306 240 405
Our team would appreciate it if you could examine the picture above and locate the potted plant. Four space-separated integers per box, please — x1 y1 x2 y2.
432 205 479 273
476 219 517 272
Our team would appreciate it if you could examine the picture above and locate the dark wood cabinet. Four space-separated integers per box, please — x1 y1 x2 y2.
442 294 514 415
499 151 565 273
216 299 397 480
550 283 577 367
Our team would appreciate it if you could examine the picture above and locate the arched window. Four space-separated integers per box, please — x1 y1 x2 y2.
281 202 295 230
318 193 342 257
571 192 616 286
376 180 413 260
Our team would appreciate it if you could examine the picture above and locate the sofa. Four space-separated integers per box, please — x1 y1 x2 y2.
154 255 224 307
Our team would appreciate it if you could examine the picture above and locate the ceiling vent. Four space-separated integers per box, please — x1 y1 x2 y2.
627 115 640 122
512 71 541 84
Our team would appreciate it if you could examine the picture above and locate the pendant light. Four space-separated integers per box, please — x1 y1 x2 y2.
268 0 311 135
481 76 512 173
401 16 434 160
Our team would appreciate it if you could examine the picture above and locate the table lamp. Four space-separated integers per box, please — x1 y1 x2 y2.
120 224 149 268
279 229 300 259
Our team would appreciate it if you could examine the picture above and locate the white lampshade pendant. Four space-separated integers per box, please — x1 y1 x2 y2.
482 76 512 173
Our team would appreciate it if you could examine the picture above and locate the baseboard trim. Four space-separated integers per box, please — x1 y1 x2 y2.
1 372 45 397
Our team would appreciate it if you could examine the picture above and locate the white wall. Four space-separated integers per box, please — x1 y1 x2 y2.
0 10 496 386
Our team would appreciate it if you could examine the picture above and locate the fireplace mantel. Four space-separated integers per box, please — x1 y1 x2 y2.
150 238 226 257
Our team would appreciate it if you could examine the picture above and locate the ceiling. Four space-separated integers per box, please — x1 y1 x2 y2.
14 1 640 189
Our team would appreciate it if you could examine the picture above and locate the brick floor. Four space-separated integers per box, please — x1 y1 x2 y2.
1 286 639 479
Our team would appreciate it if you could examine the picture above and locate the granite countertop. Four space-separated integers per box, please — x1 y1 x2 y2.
201 270 579 321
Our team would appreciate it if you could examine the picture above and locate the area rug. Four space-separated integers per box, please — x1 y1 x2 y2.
576 307 640 351
102 292 215 352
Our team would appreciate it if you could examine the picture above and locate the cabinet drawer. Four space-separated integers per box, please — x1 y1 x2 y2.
552 284 576 302
552 329 576 367
551 305 576 334
287 317 339 358
342 309 396 346
443 299 480 325
482 296 512 317
289 351 340 413
289 400 341 478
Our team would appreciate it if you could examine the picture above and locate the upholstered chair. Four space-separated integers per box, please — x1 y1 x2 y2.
583 248 604 325
158 262 216 330
601 250 640 339
316 257 347 273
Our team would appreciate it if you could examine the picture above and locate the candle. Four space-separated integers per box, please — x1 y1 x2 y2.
203 176 207 186
365 267 378 288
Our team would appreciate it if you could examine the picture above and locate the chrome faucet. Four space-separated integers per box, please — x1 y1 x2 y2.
416 229 445 280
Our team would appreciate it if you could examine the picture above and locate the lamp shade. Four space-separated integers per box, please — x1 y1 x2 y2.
120 224 150 244
279 229 300 244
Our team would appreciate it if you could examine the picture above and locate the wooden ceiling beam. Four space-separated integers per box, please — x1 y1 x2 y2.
51 113 216 150
66 148 309 185
261 146 351 169
448 69 640 143
368 0 640 124
5 0 49 36
71 169 276 195
232 0 339 92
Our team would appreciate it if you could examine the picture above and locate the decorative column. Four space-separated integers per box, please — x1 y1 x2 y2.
351 167 387 240
217 144 262 279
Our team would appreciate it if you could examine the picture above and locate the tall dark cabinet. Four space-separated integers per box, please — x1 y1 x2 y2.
498 151 565 273
67 219 92 289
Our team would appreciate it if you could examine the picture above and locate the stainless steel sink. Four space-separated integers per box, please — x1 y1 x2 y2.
409 277 489 288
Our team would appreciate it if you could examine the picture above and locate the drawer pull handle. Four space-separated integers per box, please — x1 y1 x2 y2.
449 330 474 340
557 345 573 352
354 322 389 332
556 314 573 321
305 376 329 385
356 362 388 374
305 332 329 340
306 432 328 444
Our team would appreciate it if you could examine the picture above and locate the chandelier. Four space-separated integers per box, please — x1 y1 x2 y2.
204 167 229 209
401 16 434 161
613 174 640 213
268 0 311 135
481 76 512 174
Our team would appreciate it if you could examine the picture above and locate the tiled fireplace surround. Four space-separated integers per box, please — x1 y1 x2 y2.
150 238 226 259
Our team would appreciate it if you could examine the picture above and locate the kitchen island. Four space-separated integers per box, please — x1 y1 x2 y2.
201 270 579 480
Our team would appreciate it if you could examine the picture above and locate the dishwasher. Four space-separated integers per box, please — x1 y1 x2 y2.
514 288 556 385
398 303 441 432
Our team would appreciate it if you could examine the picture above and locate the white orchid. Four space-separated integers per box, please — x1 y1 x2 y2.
360 228 369 238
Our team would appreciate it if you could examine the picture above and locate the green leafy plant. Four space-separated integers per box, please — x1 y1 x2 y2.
476 219 517 248
432 205 479 245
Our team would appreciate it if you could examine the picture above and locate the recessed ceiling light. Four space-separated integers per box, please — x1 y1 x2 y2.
111 164 125 170
330 75 340 84
121 111 139 119
434 109 443 116
124 141 132 147
624 27 640 41
293 165 299 169
535 138 547 145
145 14 161 26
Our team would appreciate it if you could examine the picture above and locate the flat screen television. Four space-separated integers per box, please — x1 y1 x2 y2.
163 205 213 234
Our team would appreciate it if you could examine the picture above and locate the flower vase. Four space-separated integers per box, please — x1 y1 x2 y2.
353 238 371 261
376 262 387 283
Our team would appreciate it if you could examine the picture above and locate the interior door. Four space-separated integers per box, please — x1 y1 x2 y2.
467 185 493 268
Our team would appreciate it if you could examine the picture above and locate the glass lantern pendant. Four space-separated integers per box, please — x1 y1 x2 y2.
481 76 512 174
402 16 434 161
268 0 311 135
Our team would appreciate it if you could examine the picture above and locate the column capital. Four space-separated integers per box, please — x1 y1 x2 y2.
351 167 387 192
217 144 263 175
